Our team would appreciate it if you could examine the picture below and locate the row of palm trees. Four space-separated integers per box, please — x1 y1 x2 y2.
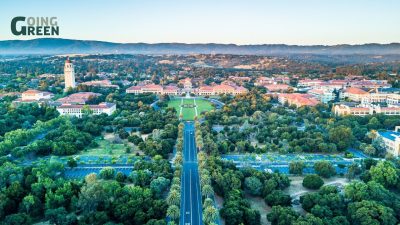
166 123 185 224
196 122 218 225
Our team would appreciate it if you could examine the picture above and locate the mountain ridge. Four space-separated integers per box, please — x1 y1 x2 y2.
1 38 400 55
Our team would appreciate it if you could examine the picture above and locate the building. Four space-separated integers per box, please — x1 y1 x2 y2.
126 84 163 95
255 76 290 86
361 93 400 105
197 84 248 96
80 80 119 89
126 83 180 95
350 80 391 89
341 87 369 101
64 57 76 91
180 78 193 89
277 93 320 107
57 102 116 118
229 76 251 84
264 84 291 92
127 81 247 96
255 77 275 86
20 89 53 102
376 127 400 157
56 92 101 105
333 104 400 116
297 79 324 88
308 89 335 103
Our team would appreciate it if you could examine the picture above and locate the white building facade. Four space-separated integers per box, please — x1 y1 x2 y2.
57 102 116 118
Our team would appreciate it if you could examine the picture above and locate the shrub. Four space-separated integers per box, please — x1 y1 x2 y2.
302 174 324 189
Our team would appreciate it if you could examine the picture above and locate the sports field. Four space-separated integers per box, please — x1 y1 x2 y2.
167 98 214 120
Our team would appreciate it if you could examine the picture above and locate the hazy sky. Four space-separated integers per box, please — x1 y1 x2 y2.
1 0 399 45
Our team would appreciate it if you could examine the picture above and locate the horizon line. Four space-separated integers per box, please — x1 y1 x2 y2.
1 37 400 47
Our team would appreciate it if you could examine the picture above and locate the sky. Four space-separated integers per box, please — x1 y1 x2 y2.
0 0 399 45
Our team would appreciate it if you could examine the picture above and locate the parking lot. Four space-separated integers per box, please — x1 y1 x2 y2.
222 151 366 175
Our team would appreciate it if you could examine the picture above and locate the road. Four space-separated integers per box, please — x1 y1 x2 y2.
180 122 203 225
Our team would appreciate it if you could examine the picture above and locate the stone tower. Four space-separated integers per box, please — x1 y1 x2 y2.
64 57 76 91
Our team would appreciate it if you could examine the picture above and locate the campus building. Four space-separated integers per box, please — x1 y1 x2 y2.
376 127 400 157
255 76 290 86
277 93 320 107
64 57 76 91
341 87 369 102
263 84 292 92
56 102 116 118
308 89 335 103
126 82 247 96
126 84 180 95
20 89 54 102
80 80 119 89
333 104 400 116
196 84 248 96
56 92 101 105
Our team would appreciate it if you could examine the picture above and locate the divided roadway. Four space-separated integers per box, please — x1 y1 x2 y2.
180 122 203 225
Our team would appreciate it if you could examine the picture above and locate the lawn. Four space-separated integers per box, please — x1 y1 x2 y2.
195 98 214 114
81 137 127 156
167 98 214 120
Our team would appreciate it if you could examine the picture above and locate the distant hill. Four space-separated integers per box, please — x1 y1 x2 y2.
1 38 400 55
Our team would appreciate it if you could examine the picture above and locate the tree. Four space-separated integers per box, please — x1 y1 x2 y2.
244 176 262 196
166 205 180 221
372 136 386 157
314 161 336 178
174 152 183 165
67 157 77 168
289 161 305 175
78 180 119 213
203 198 214 209
328 125 354 151
294 214 324 225
203 206 218 224
265 190 291 206
267 206 299 225
0 162 23 189
115 172 126 183
21 194 41 217
302 174 324 189
202 184 214 198
99 167 116 180
150 177 170 198
167 190 180 206
45 207 77 225
363 145 377 156
348 200 397 225
3 213 32 225
369 161 398 188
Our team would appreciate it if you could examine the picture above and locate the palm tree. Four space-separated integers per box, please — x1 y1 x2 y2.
203 206 218 224
167 190 180 206
174 152 183 165
167 205 180 221
197 139 204 151
174 168 182 178
172 177 181 186
198 152 206 162
176 139 183 152
200 174 210 187
202 184 214 198
170 184 181 192
203 198 213 209
201 169 210 177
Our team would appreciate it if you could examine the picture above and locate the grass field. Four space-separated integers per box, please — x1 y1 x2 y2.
167 98 214 120
81 137 127 156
